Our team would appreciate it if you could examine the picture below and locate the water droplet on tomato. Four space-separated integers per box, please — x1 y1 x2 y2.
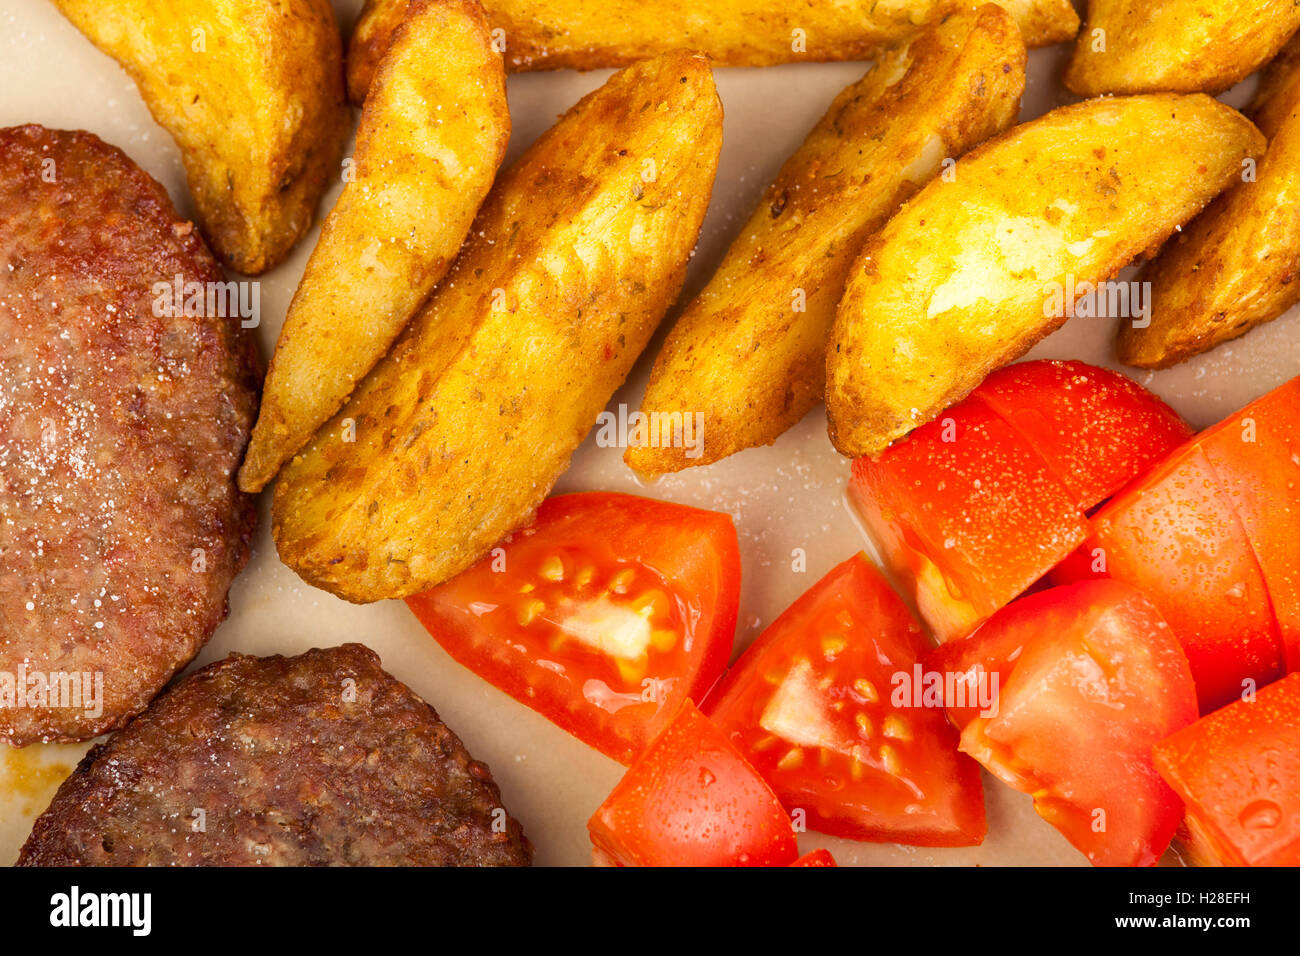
1238 800 1282 831
698 767 716 788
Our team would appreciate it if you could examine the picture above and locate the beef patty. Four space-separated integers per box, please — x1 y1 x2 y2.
17 643 533 866
0 125 259 745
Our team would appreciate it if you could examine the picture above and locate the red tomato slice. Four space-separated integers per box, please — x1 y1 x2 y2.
1153 672 1300 866
790 848 838 867
976 360 1192 511
1195 377 1300 672
1045 541 1108 587
851 360 1190 645
850 395 1088 643
587 701 799 867
706 554 987 846
405 492 740 765
958 580 1199 867
921 587 1073 730
1063 445 1284 713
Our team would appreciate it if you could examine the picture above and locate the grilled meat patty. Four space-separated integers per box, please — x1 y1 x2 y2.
17 643 533 866
0 125 259 745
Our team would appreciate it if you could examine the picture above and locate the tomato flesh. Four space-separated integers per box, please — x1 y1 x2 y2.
790 848 838 867
851 395 1087 643
976 359 1192 511
706 553 986 846
921 587 1075 730
957 580 1199 867
406 492 740 764
1195 377 1300 672
1153 672 1300 866
587 701 799 867
850 360 1189 645
1062 445 1283 713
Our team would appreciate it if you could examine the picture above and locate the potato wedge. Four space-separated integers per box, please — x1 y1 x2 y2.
272 52 723 602
238 0 509 493
826 94 1265 459
52 0 348 274
1121 82 1300 367
1065 0 1300 96
1251 31 1300 139
625 5 1026 475
347 0 1077 102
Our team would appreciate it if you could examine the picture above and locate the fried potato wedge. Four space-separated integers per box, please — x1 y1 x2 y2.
1065 0 1300 96
272 52 723 602
52 0 348 274
347 0 1077 101
826 94 1265 458
624 5 1026 475
1121 76 1300 367
1251 31 1300 139
238 0 509 493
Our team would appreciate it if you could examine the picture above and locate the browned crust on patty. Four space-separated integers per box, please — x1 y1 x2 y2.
0 125 260 745
17 644 533 866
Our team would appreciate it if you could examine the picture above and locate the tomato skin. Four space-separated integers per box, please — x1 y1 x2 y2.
849 360 1189 645
1060 445 1284 713
976 360 1192 511
790 849 837 867
850 396 1088 643
1195 377 1300 672
587 701 799 867
406 492 740 765
957 580 1199 867
1055 376 1300 709
1154 671 1300 867
707 553 987 847
921 587 1070 730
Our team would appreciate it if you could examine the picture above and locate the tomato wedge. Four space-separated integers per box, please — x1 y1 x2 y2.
706 553 986 846
587 701 799 867
850 360 1189 644
957 580 1198 867
1061 444 1284 713
790 848 838 867
922 587 1072 730
1153 672 1300 866
975 360 1192 511
1196 377 1300 672
851 396 1087 643
406 492 740 764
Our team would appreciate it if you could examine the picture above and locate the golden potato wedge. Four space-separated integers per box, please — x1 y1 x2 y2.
1065 0 1300 96
52 0 348 274
1121 88 1300 367
826 94 1265 458
1251 31 1300 139
347 0 1077 101
238 0 509 493
272 52 723 602
624 5 1026 475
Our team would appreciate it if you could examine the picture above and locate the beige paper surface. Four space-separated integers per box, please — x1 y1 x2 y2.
1 0 1294 866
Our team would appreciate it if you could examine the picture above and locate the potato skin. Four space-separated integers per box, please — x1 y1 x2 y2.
826 94 1265 459
239 0 509 493
625 5 1026 475
1251 31 1300 140
347 0 1076 101
52 0 348 274
1065 0 1300 96
273 52 723 602
1121 72 1300 367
